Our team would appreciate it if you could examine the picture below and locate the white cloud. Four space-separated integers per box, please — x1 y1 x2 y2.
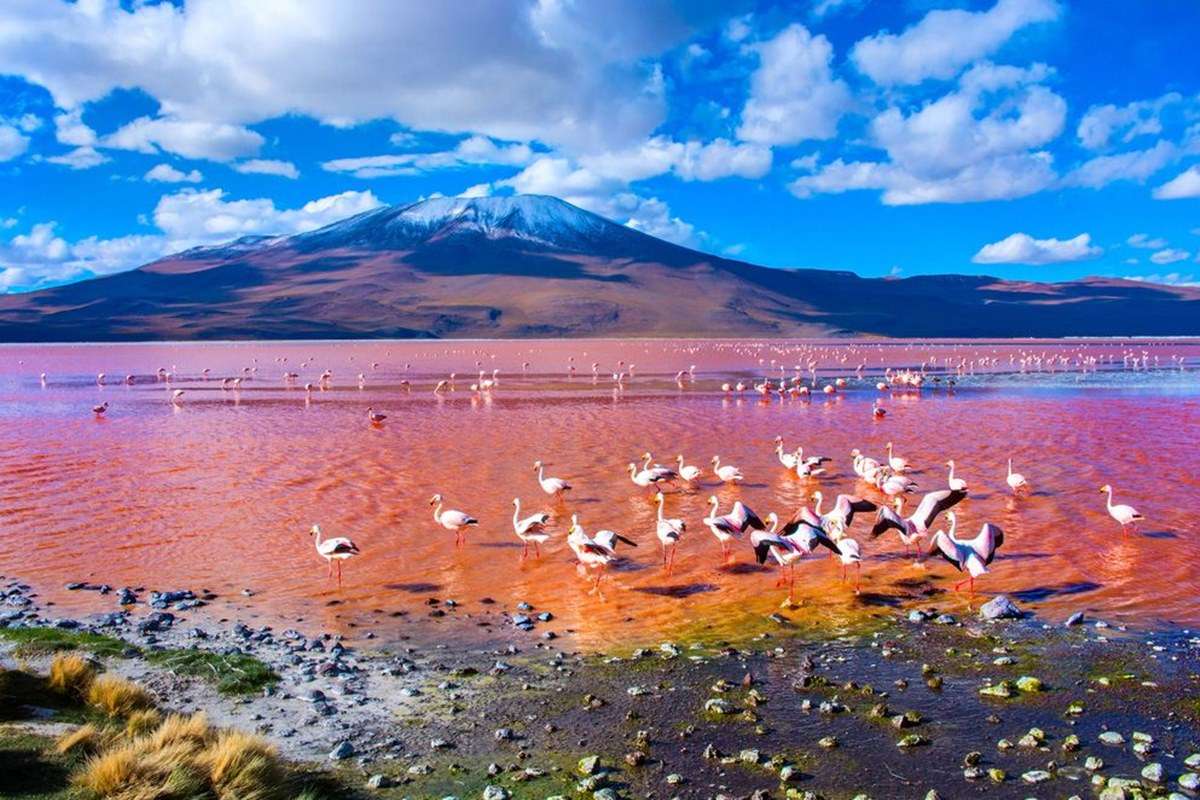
737 24 852 146
578 136 771 183
1 187 386 292
1122 272 1199 287
145 163 203 183
232 159 300 179
1149 248 1191 265
1062 140 1176 189
1152 165 1200 200
0 125 30 161
615 194 696 246
972 232 1101 265
790 62 1064 205
152 188 383 250
0 0 699 153
322 136 536 178
851 0 1060 86
1077 93 1182 149
1127 233 1167 250
44 146 109 170
102 116 264 162
458 182 492 198
53 109 96 146
0 222 165 291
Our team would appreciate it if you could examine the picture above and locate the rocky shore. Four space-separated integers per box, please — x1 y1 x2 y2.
4 574 1200 799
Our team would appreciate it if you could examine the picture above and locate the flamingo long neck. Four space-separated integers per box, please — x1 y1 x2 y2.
1007 458 1013 477
767 516 779 534
947 461 956 482
537 464 546 482
947 516 957 539
656 494 665 521
433 502 443 523
512 501 520 527
642 454 653 470
1105 486 1114 510
313 526 323 550
708 497 719 517
812 493 823 516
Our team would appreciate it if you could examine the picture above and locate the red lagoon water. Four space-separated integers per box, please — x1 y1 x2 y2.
1 339 1198 649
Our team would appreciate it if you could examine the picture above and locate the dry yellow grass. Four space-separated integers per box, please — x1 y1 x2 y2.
123 708 162 738
48 652 97 697
199 729 283 800
86 674 154 718
73 743 140 796
56 723 112 756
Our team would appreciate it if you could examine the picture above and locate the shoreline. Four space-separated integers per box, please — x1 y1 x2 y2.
4 574 1200 798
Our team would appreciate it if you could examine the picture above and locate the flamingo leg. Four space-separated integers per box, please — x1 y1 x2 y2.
535 542 542 559
521 541 528 560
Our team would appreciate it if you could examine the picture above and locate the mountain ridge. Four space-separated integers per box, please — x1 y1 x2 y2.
1 194 1197 341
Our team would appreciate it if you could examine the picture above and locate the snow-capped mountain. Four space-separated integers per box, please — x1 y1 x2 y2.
1 194 1197 341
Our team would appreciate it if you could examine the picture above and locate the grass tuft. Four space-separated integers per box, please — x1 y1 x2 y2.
200 729 284 800
55 724 112 757
86 674 154 718
47 653 97 699
123 708 163 738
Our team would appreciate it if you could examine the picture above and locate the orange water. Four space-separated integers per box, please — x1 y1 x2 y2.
1 339 1197 649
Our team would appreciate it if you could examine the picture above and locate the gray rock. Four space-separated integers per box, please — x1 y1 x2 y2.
481 786 510 800
366 774 394 789
328 740 355 760
1065 611 1085 626
979 595 1023 620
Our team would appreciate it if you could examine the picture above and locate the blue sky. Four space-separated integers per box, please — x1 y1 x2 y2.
1 0 1198 293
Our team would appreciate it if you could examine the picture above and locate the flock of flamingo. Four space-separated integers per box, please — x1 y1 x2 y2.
39 341 1161 605
311 431 1144 603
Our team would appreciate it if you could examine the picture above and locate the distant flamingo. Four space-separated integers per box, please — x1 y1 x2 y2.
1006 458 1029 494
711 455 744 483
654 491 685 574
367 407 387 425
945 459 968 491
92 401 108 416
534 460 571 498
675 455 703 484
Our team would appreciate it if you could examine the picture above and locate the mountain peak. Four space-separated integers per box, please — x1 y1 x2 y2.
290 193 643 254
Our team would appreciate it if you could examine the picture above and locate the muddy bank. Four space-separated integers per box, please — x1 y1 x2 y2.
3 575 1200 799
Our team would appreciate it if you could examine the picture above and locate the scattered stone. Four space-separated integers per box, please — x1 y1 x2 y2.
979 595 1023 620
979 681 1014 698
1142 763 1164 783
365 774 394 789
328 741 355 760
1099 731 1125 746
1065 611 1085 626
897 734 930 748
1015 676 1043 692
578 755 601 776
1022 770 1052 784
482 786 510 800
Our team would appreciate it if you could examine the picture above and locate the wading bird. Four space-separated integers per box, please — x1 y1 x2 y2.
703 496 765 561
566 514 637 594
870 489 966 556
92 401 108 416
927 512 1004 593
511 498 550 558
711 455 744 483
1100 484 1143 534
534 461 571 499
1006 458 1029 494
654 491 686 574
367 407 387 425
430 494 479 546
309 524 360 586
945 459 968 491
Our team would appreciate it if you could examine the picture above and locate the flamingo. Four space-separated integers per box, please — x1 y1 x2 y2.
430 494 479 546
654 491 685 574
711 455 744 483
945 460 968 491
534 461 572 498
566 514 636 594
870 489 966 556
885 442 910 473
171 389 185 405
834 538 863 591
629 462 674 489
309 524 360 586
675 455 703 484
928 512 1004 593
872 400 887 419
794 446 830 479
1100 484 1142 534
809 491 877 540
773 437 799 470
1006 458 1029 494
512 498 550 558
367 407 387 425
702 496 765 561
92 401 108 416
754 514 837 601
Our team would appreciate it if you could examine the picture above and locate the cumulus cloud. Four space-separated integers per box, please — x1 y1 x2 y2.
1077 93 1182 149
232 159 300 179
0 0 703 152
851 0 1060 86
972 232 1101 265
1149 248 1191 265
578 137 771 183
0 125 30 161
0 188 384 292
53 109 96 147
145 163 203 183
1152 165 1200 200
790 62 1064 204
102 116 264 162
737 24 852 146
1122 272 1199 287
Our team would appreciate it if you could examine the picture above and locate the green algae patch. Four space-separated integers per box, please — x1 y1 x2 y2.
144 648 278 695
0 626 130 658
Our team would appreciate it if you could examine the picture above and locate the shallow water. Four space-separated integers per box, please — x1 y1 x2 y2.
1 339 1198 649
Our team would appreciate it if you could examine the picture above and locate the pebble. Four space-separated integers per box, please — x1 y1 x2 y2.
979 595 1023 620
1098 731 1125 746
328 740 354 760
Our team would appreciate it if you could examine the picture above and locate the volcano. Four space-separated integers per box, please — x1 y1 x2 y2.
0 194 1197 340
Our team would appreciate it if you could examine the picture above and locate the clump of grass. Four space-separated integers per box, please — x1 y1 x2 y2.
71 711 292 800
145 649 278 695
48 653 98 699
0 626 131 658
123 708 162 737
86 674 154 718
56 724 113 757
